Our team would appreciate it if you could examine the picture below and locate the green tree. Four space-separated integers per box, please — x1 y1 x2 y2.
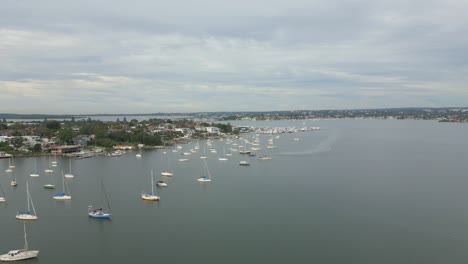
0 142 14 152
32 143 42 153
46 121 61 130
58 127 74 144
11 137 24 150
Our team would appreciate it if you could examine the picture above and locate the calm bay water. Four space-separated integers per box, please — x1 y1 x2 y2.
1 119 468 263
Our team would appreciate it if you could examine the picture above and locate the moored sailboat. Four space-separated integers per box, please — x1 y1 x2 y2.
16 182 38 220
30 159 39 177
141 171 160 201
53 171 71 200
88 180 112 219
197 159 212 182
0 183 6 202
64 159 74 178
0 224 39 261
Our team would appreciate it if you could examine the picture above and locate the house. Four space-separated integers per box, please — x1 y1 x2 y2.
205 127 220 135
73 134 92 146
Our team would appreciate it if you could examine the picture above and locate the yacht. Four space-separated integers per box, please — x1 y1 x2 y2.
0 225 39 261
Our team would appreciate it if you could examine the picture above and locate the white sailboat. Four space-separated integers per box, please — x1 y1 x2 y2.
141 171 160 201
197 159 212 182
160 155 174 177
257 155 272 160
5 158 13 172
88 180 112 219
9 157 15 169
218 146 228 161
51 153 58 167
53 171 71 200
44 170 56 189
0 224 39 261
239 160 250 166
136 147 142 158
200 146 207 159
64 159 74 178
0 183 6 202
16 182 38 220
30 159 39 177
10 170 18 186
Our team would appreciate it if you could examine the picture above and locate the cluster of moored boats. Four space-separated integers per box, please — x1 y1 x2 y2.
0 131 306 261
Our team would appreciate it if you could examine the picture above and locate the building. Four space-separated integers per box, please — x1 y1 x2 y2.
49 145 81 154
205 127 220 135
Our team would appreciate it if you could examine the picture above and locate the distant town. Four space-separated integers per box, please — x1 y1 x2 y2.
0 107 467 158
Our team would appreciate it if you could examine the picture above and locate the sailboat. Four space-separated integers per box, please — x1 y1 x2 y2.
53 171 71 200
5 158 13 172
197 159 212 182
9 157 15 169
141 171 160 201
218 146 228 161
0 183 6 202
10 170 18 186
200 146 207 159
239 160 250 166
44 170 56 189
160 155 174 177
51 153 58 167
0 223 39 261
136 147 142 158
16 181 38 220
257 155 272 160
64 159 74 178
88 180 112 219
30 159 39 177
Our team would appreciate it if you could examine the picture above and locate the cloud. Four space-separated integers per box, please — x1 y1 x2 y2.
1 0 468 113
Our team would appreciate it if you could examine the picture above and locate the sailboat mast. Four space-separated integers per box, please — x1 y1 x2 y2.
23 224 28 251
62 171 65 192
0 183 5 198
26 181 30 212
151 170 154 195
102 181 111 213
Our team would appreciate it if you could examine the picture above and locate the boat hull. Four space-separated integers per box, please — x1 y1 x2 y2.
88 212 111 219
43 184 55 189
141 195 160 201
0 250 39 261
197 178 211 182
53 195 71 200
15 214 38 220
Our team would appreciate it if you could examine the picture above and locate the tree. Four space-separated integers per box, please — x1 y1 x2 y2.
32 143 42 153
46 121 61 130
58 127 74 144
71 116 75 122
11 137 24 150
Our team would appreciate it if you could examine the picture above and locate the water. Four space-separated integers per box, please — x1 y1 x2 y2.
1 119 468 263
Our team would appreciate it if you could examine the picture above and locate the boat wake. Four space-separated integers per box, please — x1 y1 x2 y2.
278 132 338 156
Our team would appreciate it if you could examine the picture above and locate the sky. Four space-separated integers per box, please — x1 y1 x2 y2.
1 0 467 114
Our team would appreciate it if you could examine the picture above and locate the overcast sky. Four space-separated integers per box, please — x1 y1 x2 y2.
1 0 467 114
